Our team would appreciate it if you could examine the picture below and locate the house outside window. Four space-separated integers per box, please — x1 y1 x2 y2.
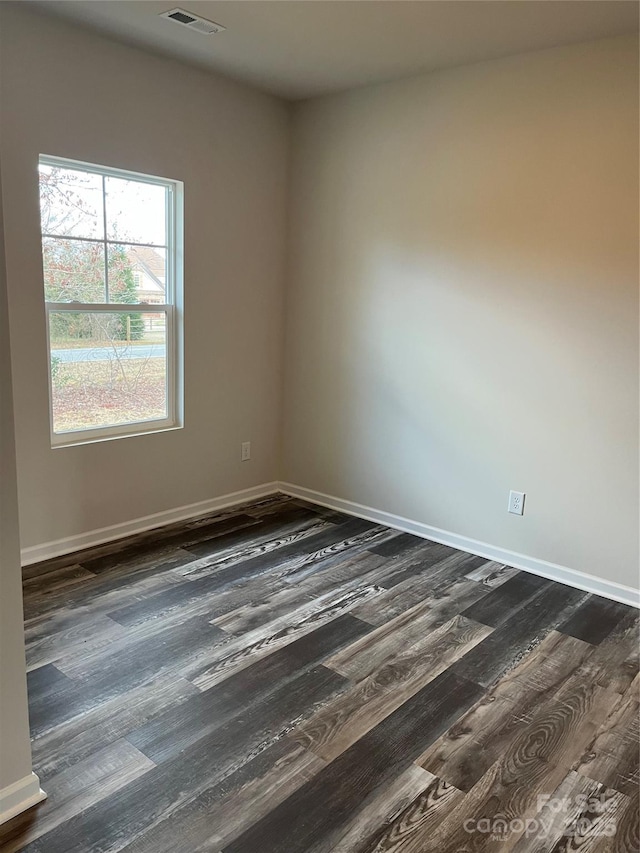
38 155 183 446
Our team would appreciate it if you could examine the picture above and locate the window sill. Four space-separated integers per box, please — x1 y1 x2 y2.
51 422 183 449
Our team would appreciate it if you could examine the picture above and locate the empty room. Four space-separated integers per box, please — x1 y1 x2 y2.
0 1 638 851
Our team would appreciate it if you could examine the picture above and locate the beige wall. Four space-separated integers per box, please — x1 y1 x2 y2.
0 6 637 592
0 4 289 550
0 168 36 798
283 36 639 589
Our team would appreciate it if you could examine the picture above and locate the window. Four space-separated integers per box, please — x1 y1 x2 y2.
38 155 183 446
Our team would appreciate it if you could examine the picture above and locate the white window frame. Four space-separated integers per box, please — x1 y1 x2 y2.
40 155 184 447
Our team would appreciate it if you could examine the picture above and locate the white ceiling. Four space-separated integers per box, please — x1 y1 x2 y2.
32 1 639 100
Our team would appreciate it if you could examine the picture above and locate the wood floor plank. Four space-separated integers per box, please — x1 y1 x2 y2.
27 665 82 738
82 513 263 570
127 663 348 772
352 776 465 853
12 494 636 853
107 523 388 634
506 676 616 774
181 504 327 559
182 503 307 534
451 583 589 688
464 561 520 588
267 523 397 584
106 568 288 629
562 794 635 853
20 506 269 582
223 670 484 853
572 675 640 796
189 584 383 690
22 566 186 639
311 765 442 853
25 613 127 671
403 665 634 852
55 611 226 681
294 551 389 596
351 553 491 626
23 666 347 853
0 740 154 853
173 517 336 581
20 538 177 583
24 574 191 668
293 616 492 763
211 583 316 634
358 541 463 590
42 618 227 734
460 572 552 628
241 493 295 517
324 596 455 682
127 614 370 764
188 513 378 566
574 608 640 694
22 550 191 622
288 499 364 523
214 552 388 635
418 631 595 791
491 630 595 705
558 595 633 646
21 564 96 596
376 575 491 631
399 748 568 852
367 532 433 559
120 740 325 853
26 662 74 699
325 599 490 681
180 508 330 567
31 676 200 783
592 789 640 853
79 542 202 580
509 771 626 853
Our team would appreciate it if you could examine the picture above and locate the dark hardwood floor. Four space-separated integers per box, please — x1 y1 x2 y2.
1 494 638 852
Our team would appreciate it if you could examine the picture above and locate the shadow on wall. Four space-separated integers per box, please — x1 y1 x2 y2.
285 40 639 581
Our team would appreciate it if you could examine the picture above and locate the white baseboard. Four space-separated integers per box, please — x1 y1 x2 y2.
0 773 46 826
279 482 640 609
21 482 280 566
20 476 639 608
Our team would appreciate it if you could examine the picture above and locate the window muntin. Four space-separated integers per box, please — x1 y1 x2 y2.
39 156 182 445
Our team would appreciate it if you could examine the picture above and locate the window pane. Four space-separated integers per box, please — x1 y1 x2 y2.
105 177 167 246
108 245 166 304
39 165 104 239
42 238 105 303
49 311 168 434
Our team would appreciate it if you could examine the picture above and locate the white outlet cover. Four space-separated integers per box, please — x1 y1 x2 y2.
508 490 525 515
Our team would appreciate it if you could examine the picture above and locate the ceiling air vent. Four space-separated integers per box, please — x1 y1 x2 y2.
160 8 226 35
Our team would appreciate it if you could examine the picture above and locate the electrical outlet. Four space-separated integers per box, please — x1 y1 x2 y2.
508 490 525 515
241 441 251 462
